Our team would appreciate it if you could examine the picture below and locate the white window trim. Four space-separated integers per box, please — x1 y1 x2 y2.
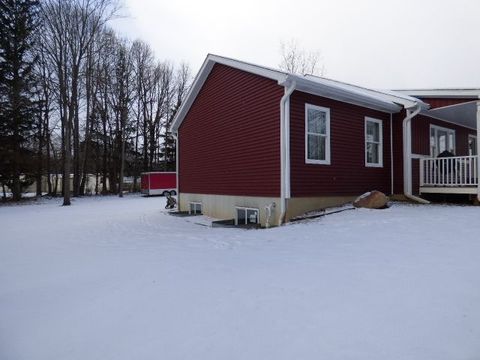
365 117 383 168
468 134 477 156
235 206 259 225
430 124 456 156
305 103 331 165
189 202 202 215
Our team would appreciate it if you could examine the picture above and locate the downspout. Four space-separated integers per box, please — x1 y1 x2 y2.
279 80 296 226
402 103 430 204
390 113 394 195
173 132 180 207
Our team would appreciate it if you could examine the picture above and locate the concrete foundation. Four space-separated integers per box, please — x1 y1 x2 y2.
285 196 356 221
179 193 281 226
179 193 361 226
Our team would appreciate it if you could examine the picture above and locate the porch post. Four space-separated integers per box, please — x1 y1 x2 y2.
477 102 480 201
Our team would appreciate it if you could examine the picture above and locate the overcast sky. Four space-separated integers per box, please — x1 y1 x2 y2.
111 0 479 90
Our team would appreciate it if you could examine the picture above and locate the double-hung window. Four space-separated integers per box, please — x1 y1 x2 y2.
365 117 383 167
305 104 330 164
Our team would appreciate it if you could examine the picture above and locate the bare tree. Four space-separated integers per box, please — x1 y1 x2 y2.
279 39 325 76
40 0 119 205
162 62 190 170
2 1 191 202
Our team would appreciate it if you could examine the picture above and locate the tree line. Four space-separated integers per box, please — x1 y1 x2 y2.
0 0 191 204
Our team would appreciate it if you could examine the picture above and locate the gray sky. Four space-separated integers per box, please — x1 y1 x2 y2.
111 0 480 90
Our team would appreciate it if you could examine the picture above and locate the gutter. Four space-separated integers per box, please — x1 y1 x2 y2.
402 103 430 204
279 80 297 225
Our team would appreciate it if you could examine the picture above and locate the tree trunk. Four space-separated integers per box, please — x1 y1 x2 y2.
63 116 72 206
119 132 125 198
36 110 44 197
46 108 52 195
72 64 80 197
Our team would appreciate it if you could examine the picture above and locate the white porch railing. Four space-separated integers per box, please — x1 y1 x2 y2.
420 155 479 187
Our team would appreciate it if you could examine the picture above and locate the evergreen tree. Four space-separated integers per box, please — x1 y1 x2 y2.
0 0 40 200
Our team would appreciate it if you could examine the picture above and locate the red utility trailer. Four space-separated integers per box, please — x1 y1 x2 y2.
141 172 177 196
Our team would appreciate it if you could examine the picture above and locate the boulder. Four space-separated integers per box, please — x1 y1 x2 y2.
353 190 389 209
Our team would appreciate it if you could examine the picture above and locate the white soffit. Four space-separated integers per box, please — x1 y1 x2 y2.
423 101 479 129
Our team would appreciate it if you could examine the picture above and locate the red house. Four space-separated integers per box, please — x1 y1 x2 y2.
170 54 480 226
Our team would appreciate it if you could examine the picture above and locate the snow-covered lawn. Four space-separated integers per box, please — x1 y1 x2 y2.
1 195 480 360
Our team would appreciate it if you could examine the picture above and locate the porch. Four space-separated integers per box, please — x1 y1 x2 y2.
420 155 478 194
416 99 480 198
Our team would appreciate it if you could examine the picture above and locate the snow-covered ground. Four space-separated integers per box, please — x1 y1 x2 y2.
1 195 480 360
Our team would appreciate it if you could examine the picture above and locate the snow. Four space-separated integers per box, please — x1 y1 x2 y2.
355 191 372 202
1 195 480 360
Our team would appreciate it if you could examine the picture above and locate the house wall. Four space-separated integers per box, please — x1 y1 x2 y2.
392 111 405 195
411 114 475 156
178 63 284 198
289 91 392 198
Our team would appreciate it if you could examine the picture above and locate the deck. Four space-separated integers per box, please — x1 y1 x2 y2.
420 155 479 194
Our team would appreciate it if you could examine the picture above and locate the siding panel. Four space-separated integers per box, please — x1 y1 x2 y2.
412 115 475 156
179 64 284 197
290 91 392 197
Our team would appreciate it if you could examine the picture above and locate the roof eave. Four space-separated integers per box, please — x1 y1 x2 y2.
284 75 404 113
396 89 480 99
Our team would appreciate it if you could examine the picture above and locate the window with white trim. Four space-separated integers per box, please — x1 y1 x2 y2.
430 125 455 156
236 207 259 225
365 117 383 167
468 134 477 156
305 104 330 164
189 202 202 215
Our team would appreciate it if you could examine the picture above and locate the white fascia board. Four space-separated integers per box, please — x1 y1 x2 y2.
170 54 288 133
288 76 403 113
396 89 480 98
304 74 424 110
207 54 287 82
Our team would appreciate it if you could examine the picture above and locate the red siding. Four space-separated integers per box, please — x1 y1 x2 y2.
290 91 392 197
411 115 474 156
178 64 284 197
392 112 405 194
420 97 474 109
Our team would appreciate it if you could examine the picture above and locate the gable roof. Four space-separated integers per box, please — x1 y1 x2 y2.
170 54 427 133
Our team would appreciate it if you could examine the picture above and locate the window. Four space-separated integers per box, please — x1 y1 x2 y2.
236 207 259 225
305 104 330 164
430 125 455 156
365 117 383 167
189 202 202 215
468 135 477 156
